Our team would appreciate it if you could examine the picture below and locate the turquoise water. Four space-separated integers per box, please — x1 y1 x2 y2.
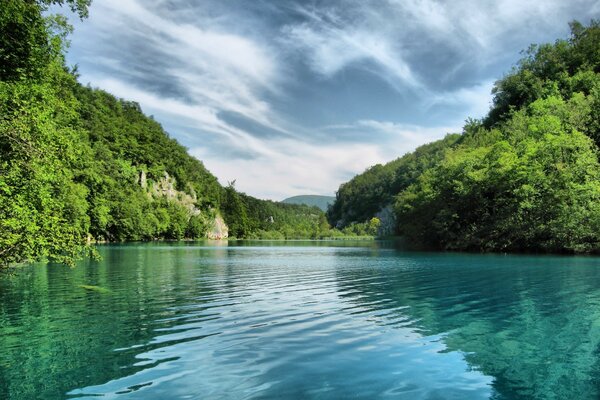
2 241 600 399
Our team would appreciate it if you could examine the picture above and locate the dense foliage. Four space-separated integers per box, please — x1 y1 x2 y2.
397 96 600 252
330 20 600 253
222 184 364 239
327 133 462 228
240 192 327 239
0 0 334 267
485 20 600 131
1 0 93 266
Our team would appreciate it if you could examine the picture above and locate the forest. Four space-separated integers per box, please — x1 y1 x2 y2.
0 0 354 268
329 20 600 253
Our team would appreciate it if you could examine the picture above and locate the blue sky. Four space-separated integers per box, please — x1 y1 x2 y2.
64 0 600 200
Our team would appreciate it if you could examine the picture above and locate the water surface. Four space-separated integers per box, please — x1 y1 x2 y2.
2 241 600 399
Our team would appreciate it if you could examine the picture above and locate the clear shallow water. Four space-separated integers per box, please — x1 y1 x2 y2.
2 242 600 399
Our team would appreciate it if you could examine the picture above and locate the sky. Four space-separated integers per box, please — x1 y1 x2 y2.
63 0 600 200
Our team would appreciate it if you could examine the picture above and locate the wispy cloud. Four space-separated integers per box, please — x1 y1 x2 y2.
193 139 390 200
193 120 459 200
76 0 288 137
281 9 422 91
281 0 596 88
426 80 496 122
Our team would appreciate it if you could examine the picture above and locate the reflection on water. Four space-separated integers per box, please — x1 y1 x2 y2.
1 241 600 399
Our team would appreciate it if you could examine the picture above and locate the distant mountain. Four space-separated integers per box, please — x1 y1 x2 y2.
282 195 335 211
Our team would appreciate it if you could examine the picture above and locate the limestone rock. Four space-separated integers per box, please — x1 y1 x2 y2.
375 204 397 236
207 214 229 240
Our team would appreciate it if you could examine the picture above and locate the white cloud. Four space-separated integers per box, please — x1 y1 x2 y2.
192 120 458 200
426 80 496 121
80 0 286 135
284 26 418 88
192 140 387 200
282 0 595 86
387 0 583 50
281 5 422 91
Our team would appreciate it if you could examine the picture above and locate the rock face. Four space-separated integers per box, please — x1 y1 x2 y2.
207 214 229 239
139 170 147 189
140 170 229 239
149 172 200 216
375 205 397 236
150 171 178 198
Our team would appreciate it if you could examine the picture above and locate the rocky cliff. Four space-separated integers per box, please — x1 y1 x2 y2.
140 170 228 239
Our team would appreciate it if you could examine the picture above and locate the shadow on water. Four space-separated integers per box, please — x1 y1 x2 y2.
1 241 600 399
331 249 600 399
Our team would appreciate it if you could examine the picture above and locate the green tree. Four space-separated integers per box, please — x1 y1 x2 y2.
396 96 600 253
327 134 462 229
221 183 249 238
485 20 600 127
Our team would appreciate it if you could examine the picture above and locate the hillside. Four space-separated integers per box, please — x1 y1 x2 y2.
329 20 600 252
327 134 462 229
282 195 335 211
0 0 330 267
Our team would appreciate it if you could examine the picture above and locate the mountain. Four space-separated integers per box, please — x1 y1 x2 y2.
328 20 600 253
282 195 335 211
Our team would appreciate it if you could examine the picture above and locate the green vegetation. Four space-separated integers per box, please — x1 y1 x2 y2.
330 20 600 253
327 134 463 228
0 0 336 268
282 195 335 211
222 183 371 239
238 191 328 239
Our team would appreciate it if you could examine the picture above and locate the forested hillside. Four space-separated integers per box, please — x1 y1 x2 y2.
327 134 463 228
329 20 600 253
0 0 330 267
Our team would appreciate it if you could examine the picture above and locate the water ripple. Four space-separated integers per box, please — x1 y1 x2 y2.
3 242 600 399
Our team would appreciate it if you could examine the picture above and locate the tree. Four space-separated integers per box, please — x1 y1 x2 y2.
396 96 600 253
485 19 600 127
221 184 249 238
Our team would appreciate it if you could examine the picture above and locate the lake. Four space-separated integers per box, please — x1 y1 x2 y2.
2 241 600 399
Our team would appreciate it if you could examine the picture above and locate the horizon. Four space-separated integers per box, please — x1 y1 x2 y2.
64 0 600 200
